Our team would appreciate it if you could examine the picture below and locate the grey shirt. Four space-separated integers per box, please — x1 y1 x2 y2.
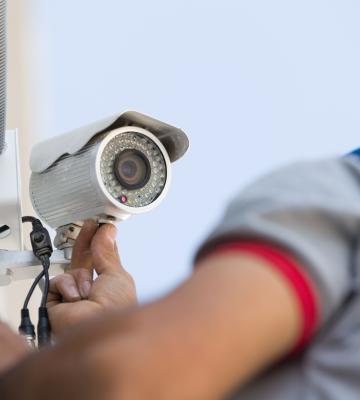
197 156 360 399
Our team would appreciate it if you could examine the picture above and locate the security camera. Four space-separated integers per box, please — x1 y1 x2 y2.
29 111 189 254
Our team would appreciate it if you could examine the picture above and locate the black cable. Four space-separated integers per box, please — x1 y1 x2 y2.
23 270 45 309
21 216 39 224
40 255 50 308
19 216 53 348
38 255 51 347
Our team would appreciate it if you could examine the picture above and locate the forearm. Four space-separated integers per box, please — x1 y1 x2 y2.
97 252 301 399
0 252 301 399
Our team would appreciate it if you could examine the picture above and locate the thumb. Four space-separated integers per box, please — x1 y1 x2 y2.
91 224 122 274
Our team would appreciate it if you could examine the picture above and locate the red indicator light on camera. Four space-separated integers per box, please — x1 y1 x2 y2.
120 195 127 204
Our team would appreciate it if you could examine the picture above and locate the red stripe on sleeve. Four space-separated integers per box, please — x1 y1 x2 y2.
199 241 319 353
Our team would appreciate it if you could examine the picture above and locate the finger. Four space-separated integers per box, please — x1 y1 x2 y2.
46 289 61 306
71 220 98 271
70 268 93 299
48 274 81 302
91 224 122 275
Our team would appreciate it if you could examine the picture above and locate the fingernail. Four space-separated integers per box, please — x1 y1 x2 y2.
68 285 81 299
80 281 92 299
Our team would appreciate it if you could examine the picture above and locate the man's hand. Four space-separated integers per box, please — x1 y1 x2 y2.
0 322 30 375
47 221 137 335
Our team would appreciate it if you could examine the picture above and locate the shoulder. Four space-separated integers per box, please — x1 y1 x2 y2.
228 156 360 212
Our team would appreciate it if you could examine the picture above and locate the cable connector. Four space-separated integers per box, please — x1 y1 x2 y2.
18 308 36 348
37 307 51 348
29 220 53 259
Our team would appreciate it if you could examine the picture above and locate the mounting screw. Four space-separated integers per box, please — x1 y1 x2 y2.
0 224 11 239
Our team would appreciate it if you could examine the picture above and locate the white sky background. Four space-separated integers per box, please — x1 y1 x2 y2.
30 0 360 301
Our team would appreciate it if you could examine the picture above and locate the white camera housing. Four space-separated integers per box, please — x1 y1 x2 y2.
29 111 189 229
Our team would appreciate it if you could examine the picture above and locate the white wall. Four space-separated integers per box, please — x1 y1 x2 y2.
7 1 360 308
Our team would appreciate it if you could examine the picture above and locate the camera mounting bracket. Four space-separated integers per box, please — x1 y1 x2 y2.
0 249 70 286
54 222 83 260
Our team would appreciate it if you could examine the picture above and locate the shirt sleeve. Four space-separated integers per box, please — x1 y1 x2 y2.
195 157 360 330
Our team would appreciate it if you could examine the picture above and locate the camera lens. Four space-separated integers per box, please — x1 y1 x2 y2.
101 131 167 208
114 149 151 190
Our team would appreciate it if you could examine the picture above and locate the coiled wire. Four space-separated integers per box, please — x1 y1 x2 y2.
0 0 6 155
